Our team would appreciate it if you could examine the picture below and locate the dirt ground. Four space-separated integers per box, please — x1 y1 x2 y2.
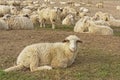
0 0 120 79
0 29 120 69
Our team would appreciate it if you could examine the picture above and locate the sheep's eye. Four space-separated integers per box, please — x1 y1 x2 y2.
62 40 69 43
77 40 82 43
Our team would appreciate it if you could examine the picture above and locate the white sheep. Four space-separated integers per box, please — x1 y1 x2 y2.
30 14 39 25
96 2 104 8
74 17 88 33
96 12 120 27
80 7 89 13
3 14 34 30
4 35 82 72
116 6 120 11
82 17 113 35
0 5 10 17
60 1 67 5
0 0 7 5
20 8 32 15
74 3 81 7
0 19 9 30
62 14 75 26
107 16 120 27
38 7 61 29
0 5 18 17
94 20 110 26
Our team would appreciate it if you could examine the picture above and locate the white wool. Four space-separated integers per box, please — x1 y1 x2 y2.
3 15 34 30
38 7 61 29
116 6 120 10
62 14 75 25
4 35 82 72
74 16 113 35
0 19 9 30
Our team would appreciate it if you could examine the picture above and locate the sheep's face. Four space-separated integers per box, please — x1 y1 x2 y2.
2 14 11 20
63 35 82 52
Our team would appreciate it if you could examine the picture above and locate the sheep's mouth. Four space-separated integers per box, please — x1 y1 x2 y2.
69 49 76 53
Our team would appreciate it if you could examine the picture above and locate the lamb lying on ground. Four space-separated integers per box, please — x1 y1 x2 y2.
83 17 113 35
74 16 113 35
4 35 82 72
2 14 34 30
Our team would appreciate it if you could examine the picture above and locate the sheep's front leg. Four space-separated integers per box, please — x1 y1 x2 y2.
30 54 52 72
39 19 43 28
33 66 52 71
51 19 55 29
51 58 67 68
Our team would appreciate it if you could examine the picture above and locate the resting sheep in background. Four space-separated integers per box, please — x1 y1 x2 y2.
62 14 75 26
2 14 34 30
0 19 9 30
82 17 113 35
4 35 82 72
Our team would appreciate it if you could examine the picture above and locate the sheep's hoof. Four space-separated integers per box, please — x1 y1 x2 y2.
43 66 52 70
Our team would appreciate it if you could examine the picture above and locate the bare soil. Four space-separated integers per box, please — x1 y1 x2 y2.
0 29 120 69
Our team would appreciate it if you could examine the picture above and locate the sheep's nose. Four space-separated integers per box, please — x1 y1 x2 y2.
70 47 76 52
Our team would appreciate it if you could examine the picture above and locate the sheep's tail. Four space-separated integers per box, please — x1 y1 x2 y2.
4 65 24 72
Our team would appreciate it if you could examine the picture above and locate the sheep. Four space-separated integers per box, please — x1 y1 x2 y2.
77 12 87 18
3 14 34 30
94 20 110 26
0 0 7 5
74 3 81 7
0 5 10 17
82 17 113 35
96 12 120 27
62 14 75 26
30 14 39 25
0 5 18 17
61 6 77 18
38 7 61 29
74 17 88 33
7 0 21 6
44 0 50 3
4 35 83 72
80 7 89 13
96 2 104 8
107 16 120 27
50 1 56 5
0 19 9 30
116 6 120 11
20 8 32 15
60 1 67 5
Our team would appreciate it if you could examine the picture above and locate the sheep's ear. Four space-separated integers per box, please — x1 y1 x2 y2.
83 18 87 23
77 40 83 43
62 39 69 43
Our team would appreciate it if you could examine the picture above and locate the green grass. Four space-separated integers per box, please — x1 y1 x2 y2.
34 24 74 31
34 24 120 36
111 27 120 36
0 24 120 80
0 48 120 80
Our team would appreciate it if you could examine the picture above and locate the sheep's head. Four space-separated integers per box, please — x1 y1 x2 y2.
2 14 11 20
62 35 82 52
82 16 92 27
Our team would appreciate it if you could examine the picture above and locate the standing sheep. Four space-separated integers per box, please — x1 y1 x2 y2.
4 35 82 72
38 7 61 29
96 2 104 8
